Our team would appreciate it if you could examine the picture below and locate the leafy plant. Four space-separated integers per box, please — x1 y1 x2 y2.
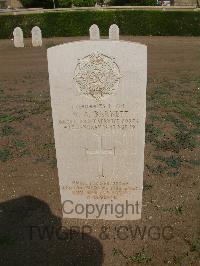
57 0 72 7
190 238 200 253
109 0 157 6
20 0 55 8
12 139 27 149
1 125 17 136
0 114 16 123
0 148 12 162
154 155 182 169
72 0 96 6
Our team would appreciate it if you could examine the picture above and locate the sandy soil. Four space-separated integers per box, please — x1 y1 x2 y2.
0 36 199 266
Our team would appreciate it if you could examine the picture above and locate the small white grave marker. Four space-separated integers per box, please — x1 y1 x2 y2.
89 24 100 40
13 27 24 48
31 26 42 47
109 24 119 40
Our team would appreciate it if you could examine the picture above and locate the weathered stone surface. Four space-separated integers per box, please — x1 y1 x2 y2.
89 24 100 40
13 27 24 48
47 39 147 220
31 26 42 47
109 24 119 40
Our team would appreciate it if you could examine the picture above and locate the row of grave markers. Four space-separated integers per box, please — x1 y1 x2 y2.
13 24 119 48
13 26 42 48
89 24 119 40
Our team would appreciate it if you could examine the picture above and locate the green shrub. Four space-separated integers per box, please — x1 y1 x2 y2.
20 0 54 8
57 0 72 7
72 0 96 6
109 0 157 6
20 0 95 7
0 10 200 39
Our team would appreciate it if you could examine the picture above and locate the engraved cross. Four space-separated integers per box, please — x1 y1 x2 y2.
86 136 115 177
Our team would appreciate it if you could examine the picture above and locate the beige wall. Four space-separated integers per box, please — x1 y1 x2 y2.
7 0 22 8
174 0 197 5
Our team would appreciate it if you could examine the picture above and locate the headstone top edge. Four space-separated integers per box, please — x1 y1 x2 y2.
47 40 147 53
31 26 41 32
89 24 100 40
109 24 120 40
13 26 23 33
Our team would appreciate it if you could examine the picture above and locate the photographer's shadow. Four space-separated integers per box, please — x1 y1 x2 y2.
0 196 103 266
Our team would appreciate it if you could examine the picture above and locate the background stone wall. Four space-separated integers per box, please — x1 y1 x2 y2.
7 0 22 8
174 0 197 6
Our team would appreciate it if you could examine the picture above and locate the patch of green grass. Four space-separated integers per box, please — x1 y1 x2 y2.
143 182 153 191
154 155 182 169
175 205 183 215
147 82 199 152
189 238 200 253
34 143 56 165
175 131 197 150
146 164 167 175
148 114 163 122
112 248 151 264
159 206 183 215
155 131 197 152
9 139 29 158
0 114 17 123
185 237 200 254
29 100 50 115
191 127 200 135
148 85 176 109
155 139 177 152
1 125 17 136
160 207 173 212
12 139 27 149
1 99 50 125
153 86 170 97
43 143 55 150
165 114 188 132
180 110 200 128
146 111 198 152
145 123 164 143
0 148 12 162
191 76 200 86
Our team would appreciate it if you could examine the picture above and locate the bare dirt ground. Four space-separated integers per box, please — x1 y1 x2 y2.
0 36 199 266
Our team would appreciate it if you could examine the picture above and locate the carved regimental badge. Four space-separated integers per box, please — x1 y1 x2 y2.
73 51 121 100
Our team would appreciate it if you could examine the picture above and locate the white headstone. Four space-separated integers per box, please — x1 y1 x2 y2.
89 24 100 40
13 27 24 48
31 26 42 47
109 24 119 40
47 35 147 220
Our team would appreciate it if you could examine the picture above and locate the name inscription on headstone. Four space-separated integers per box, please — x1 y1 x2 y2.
58 103 136 130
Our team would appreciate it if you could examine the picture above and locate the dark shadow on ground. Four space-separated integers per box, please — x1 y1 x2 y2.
0 196 103 266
